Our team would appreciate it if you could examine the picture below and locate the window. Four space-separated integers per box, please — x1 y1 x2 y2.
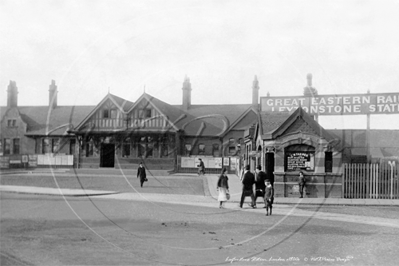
52 138 59 153
198 144 205 155
138 142 145 157
185 144 192 156
86 140 94 157
110 109 117 119
229 138 236 154
122 137 131 157
147 142 153 158
325 152 333 173
13 139 20 154
7 119 16 127
4 139 11 155
212 144 219 157
139 109 152 118
237 138 243 153
70 139 76 155
145 109 152 118
161 142 168 157
103 109 109 118
42 138 50 154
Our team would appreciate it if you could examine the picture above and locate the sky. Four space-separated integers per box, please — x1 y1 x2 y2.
1 0 399 130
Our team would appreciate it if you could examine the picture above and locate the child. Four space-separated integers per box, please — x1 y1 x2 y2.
264 179 274 216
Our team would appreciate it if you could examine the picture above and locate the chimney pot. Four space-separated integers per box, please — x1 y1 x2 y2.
49 80 58 109
182 76 192 111
7 80 18 108
252 75 259 108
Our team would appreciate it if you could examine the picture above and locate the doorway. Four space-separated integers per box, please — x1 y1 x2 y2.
100 143 115 167
265 152 275 181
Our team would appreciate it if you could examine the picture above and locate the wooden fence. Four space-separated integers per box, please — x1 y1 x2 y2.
343 162 399 199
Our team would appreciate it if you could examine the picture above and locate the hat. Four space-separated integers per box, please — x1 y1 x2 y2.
256 165 261 170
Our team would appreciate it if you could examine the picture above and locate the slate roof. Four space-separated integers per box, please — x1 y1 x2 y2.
138 94 233 136
259 108 335 141
259 111 292 136
111 94 135 112
1 105 95 136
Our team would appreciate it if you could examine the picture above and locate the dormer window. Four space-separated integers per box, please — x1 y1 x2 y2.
103 109 109 118
139 108 152 118
110 109 117 119
7 119 16 127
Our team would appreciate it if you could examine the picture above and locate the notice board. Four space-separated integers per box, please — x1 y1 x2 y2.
286 152 314 171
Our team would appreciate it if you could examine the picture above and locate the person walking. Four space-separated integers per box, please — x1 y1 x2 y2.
254 165 267 208
137 162 147 187
298 171 306 198
240 165 256 208
264 179 274 216
216 167 229 208
197 158 205 175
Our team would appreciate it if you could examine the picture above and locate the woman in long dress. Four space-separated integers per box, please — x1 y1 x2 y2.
217 167 229 208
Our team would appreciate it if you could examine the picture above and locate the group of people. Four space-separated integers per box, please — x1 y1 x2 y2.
239 165 274 216
138 161 305 214
216 164 275 216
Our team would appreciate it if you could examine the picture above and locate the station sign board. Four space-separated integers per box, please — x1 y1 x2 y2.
260 93 399 115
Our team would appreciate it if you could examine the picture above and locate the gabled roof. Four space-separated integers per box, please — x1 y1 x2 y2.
261 107 334 141
111 93 135 111
128 93 225 136
222 106 258 134
259 111 292 137
74 93 133 131
176 104 253 136
0 105 95 136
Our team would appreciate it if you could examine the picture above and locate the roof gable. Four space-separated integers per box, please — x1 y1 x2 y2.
262 107 334 141
220 107 259 137
127 93 183 131
74 93 130 131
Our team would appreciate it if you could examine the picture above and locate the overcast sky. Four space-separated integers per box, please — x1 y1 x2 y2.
1 0 398 129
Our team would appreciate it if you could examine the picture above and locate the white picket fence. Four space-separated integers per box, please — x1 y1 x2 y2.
343 162 399 199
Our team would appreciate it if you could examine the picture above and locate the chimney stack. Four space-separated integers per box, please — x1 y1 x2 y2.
7 81 18 108
252 75 259 108
182 76 191 111
303 73 318 96
49 80 58 109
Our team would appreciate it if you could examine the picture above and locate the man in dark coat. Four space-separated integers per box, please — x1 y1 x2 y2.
240 165 256 208
254 165 267 207
137 162 147 187
197 158 205 175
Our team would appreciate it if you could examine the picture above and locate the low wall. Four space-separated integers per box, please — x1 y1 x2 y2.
274 172 343 198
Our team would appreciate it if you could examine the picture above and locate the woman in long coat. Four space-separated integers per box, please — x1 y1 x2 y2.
216 168 229 208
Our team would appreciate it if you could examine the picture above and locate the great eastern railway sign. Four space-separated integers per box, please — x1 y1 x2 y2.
260 93 399 115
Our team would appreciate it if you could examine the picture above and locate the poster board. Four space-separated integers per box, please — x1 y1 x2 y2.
28 155 38 167
0 156 9 168
181 156 223 168
223 157 229 166
286 152 314 171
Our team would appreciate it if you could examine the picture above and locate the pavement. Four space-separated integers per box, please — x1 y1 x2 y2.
0 168 398 206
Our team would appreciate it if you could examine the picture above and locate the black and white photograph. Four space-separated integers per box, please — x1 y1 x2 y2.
1 1 398 265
